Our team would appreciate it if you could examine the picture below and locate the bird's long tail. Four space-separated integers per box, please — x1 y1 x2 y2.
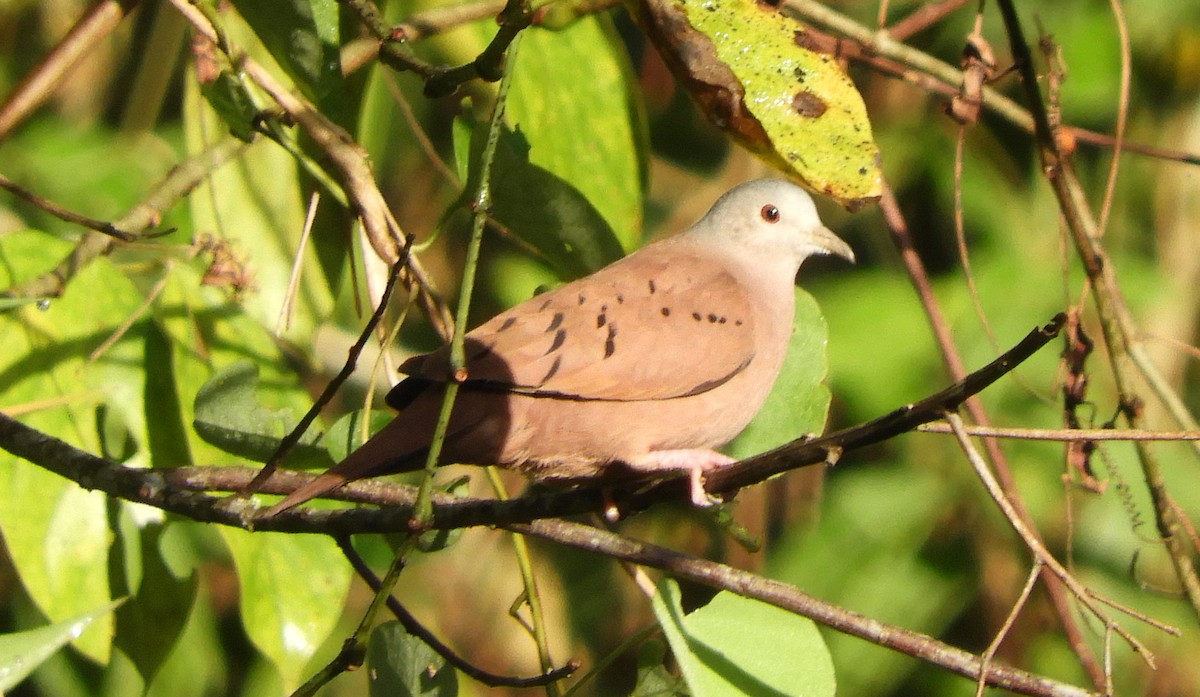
260 417 426 517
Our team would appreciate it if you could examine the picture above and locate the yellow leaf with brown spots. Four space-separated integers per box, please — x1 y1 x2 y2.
635 0 882 208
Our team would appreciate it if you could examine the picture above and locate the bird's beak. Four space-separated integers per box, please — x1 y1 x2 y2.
811 226 856 264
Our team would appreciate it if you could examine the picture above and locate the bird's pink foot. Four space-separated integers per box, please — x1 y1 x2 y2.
628 449 735 506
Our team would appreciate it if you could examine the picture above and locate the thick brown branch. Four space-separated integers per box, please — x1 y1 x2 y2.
511 519 1097 697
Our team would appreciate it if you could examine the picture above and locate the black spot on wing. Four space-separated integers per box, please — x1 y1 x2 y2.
661 307 670 317
604 323 617 358
497 317 517 332
648 279 656 294
546 312 565 332
546 329 566 354
541 355 563 383
597 312 606 328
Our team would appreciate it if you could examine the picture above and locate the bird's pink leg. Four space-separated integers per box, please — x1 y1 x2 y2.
627 449 736 506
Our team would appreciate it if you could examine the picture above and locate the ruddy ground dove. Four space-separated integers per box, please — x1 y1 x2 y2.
265 178 853 515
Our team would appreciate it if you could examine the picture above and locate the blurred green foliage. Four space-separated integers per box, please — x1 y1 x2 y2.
1 0 1198 696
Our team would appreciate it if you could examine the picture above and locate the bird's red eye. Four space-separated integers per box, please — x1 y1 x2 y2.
760 204 780 223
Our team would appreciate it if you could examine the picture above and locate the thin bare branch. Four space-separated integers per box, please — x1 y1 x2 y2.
1 138 246 299
0 0 140 142
918 423 1200 442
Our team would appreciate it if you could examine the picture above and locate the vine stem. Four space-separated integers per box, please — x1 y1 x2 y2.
411 31 525 526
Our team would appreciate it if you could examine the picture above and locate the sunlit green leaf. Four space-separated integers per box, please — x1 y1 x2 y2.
192 360 333 468
507 18 647 249
228 0 343 101
221 529 351 692
727 288 832 460
0 600 124 693
113 520 198 685
652 579 835 697
0 247 151 664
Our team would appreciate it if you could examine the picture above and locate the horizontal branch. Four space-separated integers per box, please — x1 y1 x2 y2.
918 423 1200 442
513 519 1097 697
0 314 1091 696
0 315 1065 535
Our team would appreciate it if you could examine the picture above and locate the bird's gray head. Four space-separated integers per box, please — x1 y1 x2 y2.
689 179 855 269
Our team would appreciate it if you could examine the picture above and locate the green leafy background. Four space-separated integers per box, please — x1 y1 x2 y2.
1 0 1198 696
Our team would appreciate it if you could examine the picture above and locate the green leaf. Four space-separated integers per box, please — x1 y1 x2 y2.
637 0 881 207
652 579 835 697
632 638 689 697
221 529 351 692
453 116 626 279
228 0 343 101
198 70 259 142
367 621 458 697
0 249 152 664
507 19 647 249
0 600 124 693
726 288 831 460
322 409 395 462
766 468 970 696
113 520 198 685
192 360 333 468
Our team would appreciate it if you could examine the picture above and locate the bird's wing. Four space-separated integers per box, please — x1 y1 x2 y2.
397 243 757 402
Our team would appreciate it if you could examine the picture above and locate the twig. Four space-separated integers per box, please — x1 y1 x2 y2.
0 173 167 242
887 0 972 41
243 256 408 495
336 535 576 687
390 0 507 42
944 413 1174 662
705 315 1065 493
290 536 418 697
169 0 455 340
340 0 440 80
412 24 526 525
486 469 562 697
877 181 1104 686
276 191 320 335
780 0 1200 167
1 138 247 299
85 269 173 363
1096 0 1130 237
0 0 140 142
917 423 1200 442
512 519 1100 697
976 563 1043 697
